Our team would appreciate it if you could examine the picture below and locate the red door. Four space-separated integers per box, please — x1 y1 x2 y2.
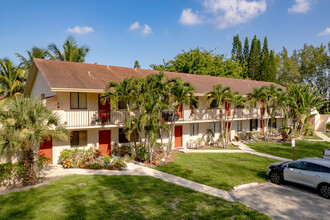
39 139 52 163
178 104 183 119
175 126 183 148
225 102 230 116
99 130 111 156
98 95 111 122
260 120 264 133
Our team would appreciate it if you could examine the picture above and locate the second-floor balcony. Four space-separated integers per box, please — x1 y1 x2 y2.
55 108 284 128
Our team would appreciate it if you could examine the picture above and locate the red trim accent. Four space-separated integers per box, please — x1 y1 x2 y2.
39 138 53 163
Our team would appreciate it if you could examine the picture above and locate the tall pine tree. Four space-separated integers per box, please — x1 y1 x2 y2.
259 37 270 81
268 50 277 82
231 34 242 62
248 35 260 80
243 37 249 62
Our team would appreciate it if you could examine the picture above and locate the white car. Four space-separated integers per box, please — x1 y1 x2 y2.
323 149 330 160
267 158 330 199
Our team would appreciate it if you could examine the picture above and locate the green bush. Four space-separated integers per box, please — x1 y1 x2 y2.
58 148 94 168
136 144 149 162
0 162 24 187
112 145 133 157
326 122 330 131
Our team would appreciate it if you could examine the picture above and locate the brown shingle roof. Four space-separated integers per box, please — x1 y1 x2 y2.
31 58 285 95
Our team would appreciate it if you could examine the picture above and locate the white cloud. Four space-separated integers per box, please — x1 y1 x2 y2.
128 21 141 31
203 0 267 29
67 26 94 34
318 27 330 36
179 8 202 25
142 24 152 36
288 0 314 13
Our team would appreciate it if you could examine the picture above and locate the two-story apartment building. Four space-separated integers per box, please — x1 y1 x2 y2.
24 59 285 164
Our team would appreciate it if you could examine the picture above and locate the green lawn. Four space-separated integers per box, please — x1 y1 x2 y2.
0 175 269 220
323 132 330 138
200 145 239 150
155 153 276 191
302 134 322 140
247 140 329 160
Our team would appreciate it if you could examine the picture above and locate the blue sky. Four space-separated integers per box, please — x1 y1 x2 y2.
0 0 329 69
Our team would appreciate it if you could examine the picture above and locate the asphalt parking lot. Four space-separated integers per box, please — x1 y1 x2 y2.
230 182 330 220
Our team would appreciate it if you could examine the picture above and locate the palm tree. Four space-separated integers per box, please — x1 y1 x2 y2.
16 47 51 71
287 83 326 135
167 78 199 152
0 97 68 186
227 92 247 145
206 84 231 147
48 36 89 62
0 58 26 101
247 87 267 138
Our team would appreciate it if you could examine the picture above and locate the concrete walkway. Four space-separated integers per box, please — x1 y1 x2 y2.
34 163 234 202
315 131 330 142
181 141 290 162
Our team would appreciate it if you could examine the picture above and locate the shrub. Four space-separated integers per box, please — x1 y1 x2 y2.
58 148 94 168
112 145 133 157
326 122 330 131
103 156 111 165
0 162 24 187
136 144 149 162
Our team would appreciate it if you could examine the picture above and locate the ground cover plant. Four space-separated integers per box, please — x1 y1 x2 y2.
154 153 276 190
247 140 329 160
0 175 269 219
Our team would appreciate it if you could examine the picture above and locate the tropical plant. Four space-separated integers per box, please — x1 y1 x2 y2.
227 92 247 145
206 84 231 147
48 36 89 62
286 83 326 135
0 97 68 185
0 59 26 101
16 47 51 71
247 87 267 138
167 78 199 153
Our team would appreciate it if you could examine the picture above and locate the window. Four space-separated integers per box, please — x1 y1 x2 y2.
321 166 330 173
209 123 220 134
236 121 242 132
209 100 217 109
40 93 45 99
70 131 87 147
288 162 307 170
119 128 129 143
70 92 87 109
192 97 199 109
250 119 258 131
190 124 199 136
268 120 277 128
306 163 321 172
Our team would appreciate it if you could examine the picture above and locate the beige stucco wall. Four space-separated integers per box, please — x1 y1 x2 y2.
52 127 119 164
30 70 55 99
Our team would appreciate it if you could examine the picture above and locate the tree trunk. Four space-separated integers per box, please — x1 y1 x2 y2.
23 147 38 186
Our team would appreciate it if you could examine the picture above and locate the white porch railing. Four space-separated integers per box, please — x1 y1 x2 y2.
54 108 284 128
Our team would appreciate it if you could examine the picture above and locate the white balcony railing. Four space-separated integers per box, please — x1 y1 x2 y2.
54 108 283 128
